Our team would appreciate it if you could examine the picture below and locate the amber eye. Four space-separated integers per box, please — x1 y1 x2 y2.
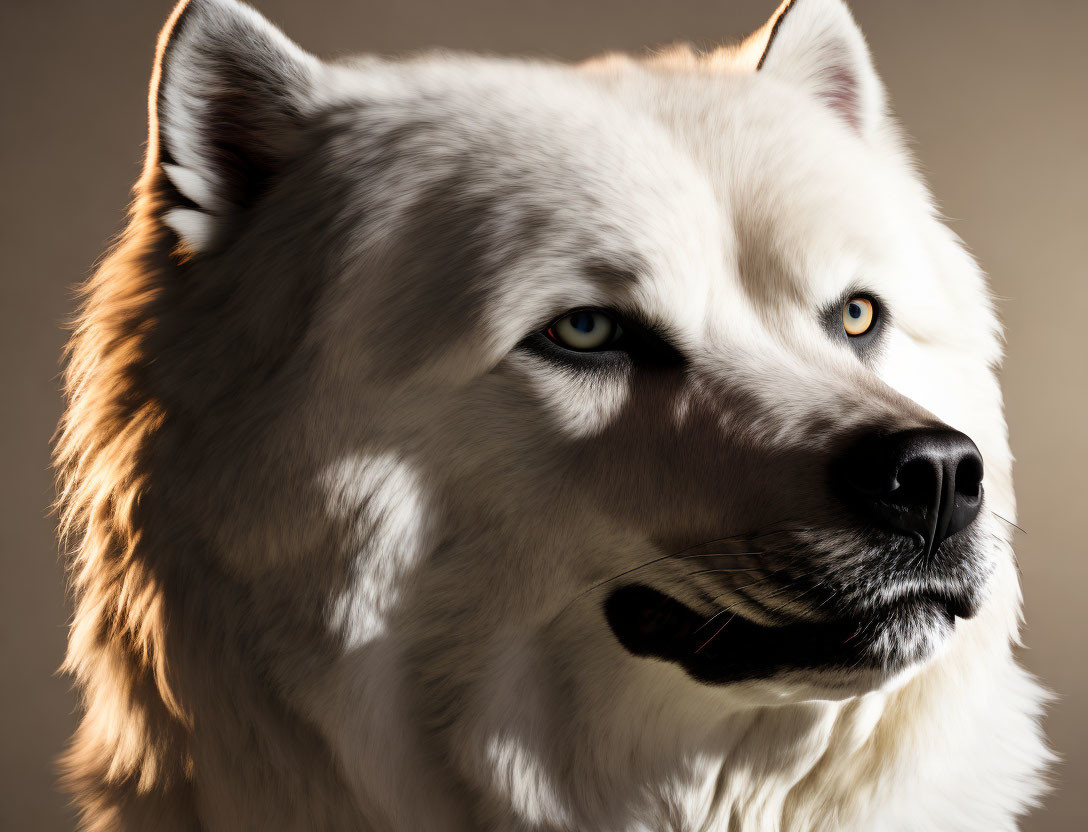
547 310 620 351
842 297 875 336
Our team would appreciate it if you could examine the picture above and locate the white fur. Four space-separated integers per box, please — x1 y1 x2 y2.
758 0 887 135
60 1 1052 830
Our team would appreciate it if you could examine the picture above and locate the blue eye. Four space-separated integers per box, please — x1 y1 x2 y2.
547 310 619 351
843 297 875 336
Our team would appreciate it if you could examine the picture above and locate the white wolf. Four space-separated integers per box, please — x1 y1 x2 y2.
56 0 1052 829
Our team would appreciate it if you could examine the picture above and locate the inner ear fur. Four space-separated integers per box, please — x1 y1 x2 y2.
149 0 323 253
752 0 887 137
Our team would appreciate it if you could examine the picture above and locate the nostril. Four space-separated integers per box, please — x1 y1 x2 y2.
891 458 939 508
955 455 983 500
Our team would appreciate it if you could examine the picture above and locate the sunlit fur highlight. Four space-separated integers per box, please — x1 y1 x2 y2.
56 189 190 827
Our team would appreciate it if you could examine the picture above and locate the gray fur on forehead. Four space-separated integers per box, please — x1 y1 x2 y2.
290 59 722 366
320 56 711 248
310 55 898 320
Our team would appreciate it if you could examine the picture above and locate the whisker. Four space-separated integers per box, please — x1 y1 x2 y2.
667 525 814 558
550 517 822 622
687 566 766 576
691 567 823 651
778 577 828 611
716 573 782 595
991 512 1026 535
556 552 682 613
677 551 765 561
679 519 817 549
695 612 736 653
694 604 735 635
757 575 821 605
550 546 759 618
742 525 816 541
701 564 824 610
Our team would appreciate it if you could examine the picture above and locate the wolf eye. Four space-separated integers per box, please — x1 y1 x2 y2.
843 297 875 336
547 310 620 351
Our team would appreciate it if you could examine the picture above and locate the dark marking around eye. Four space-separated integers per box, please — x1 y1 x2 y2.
520 307 685 372
822 291 887 358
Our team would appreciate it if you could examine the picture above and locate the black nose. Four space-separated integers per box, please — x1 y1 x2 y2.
834 428 984 556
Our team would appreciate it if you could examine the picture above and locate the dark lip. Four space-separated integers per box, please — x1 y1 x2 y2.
604 584 971 685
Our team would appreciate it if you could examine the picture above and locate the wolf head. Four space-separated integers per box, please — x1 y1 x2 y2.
58 0 1049 829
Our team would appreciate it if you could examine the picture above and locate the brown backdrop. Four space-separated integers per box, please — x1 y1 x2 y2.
2 1 1084 829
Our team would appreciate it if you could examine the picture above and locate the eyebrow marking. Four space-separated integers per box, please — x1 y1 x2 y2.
581 257 647 294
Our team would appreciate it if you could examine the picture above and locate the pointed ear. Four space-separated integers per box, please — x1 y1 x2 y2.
754 0 886 137
149 0 323 253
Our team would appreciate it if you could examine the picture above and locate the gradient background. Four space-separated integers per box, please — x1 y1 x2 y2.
2 1 1084 829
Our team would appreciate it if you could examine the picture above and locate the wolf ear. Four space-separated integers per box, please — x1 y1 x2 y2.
150 0 322 253
753 0 885 137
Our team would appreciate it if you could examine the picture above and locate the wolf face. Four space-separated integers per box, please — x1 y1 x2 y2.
57 0 1050 830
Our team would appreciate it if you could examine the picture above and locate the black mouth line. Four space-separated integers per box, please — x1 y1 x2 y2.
605 584 965 685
